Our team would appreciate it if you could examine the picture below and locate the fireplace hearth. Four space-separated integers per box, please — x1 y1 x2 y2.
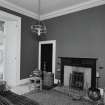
59 57 97 88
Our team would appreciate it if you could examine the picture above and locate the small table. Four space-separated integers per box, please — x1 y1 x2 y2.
29 77 42 91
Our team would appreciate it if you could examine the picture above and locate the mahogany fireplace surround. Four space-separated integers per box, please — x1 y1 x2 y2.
59 57 97 88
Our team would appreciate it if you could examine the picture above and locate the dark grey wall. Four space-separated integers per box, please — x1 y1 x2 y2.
0 6 38 79
44 5 105 88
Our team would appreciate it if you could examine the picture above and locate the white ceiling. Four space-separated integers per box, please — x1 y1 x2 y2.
40 0 92 15
3 0 99 14
5 0 39 14
0 0 105 20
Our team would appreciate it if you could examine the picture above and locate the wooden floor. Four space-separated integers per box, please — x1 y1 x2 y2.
24 89 93 105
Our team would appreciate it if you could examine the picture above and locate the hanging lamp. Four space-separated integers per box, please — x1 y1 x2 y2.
31 0 47 36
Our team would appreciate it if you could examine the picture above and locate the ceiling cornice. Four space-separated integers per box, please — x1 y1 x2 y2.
0 0 38 20
0 0 105 21
40 0 105 20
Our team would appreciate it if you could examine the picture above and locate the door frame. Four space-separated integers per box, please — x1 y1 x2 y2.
38 40 57 83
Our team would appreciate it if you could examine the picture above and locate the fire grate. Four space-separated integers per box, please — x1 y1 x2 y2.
71 71 84 90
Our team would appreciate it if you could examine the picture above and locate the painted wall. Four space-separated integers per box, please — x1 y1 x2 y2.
44 5 105 88
0 7 38 79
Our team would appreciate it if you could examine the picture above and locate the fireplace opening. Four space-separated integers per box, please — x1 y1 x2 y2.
71 71 84 90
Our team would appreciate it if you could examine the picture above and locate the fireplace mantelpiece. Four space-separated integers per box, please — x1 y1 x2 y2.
59 57 97 88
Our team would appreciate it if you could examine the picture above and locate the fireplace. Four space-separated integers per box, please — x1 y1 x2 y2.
59 57 97 88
